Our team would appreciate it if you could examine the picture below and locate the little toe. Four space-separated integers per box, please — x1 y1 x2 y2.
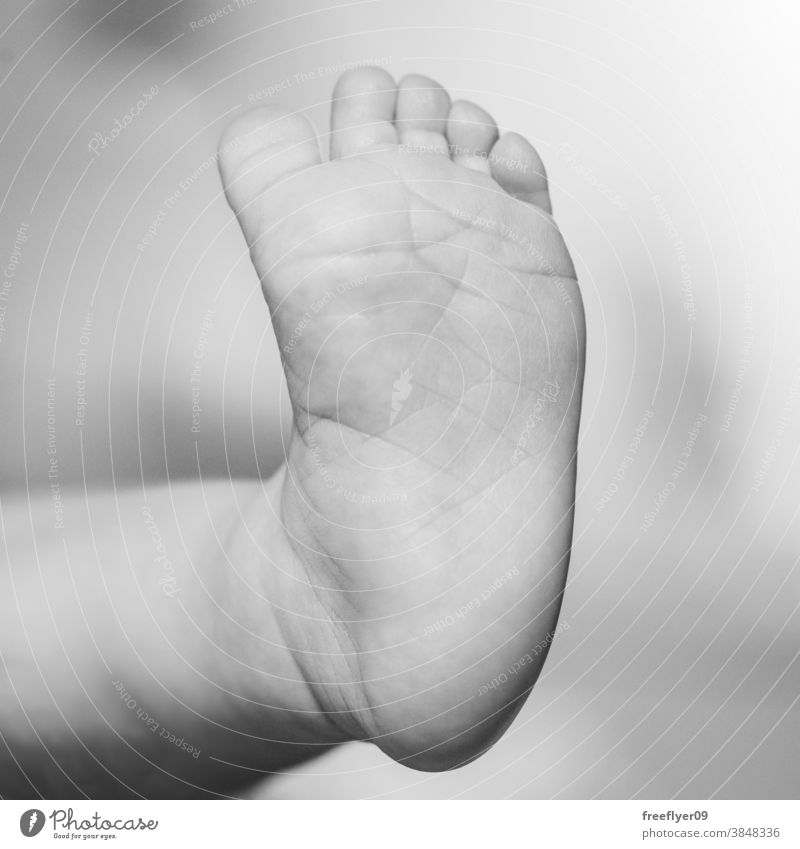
218 106 321 214
490 132 551 212
395 74 451 155
446 100 499 173
330 66 398 159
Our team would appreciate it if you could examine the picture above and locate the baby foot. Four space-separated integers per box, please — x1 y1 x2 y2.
219 68 584 769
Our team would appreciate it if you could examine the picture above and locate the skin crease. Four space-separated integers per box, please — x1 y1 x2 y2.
0 69 584 796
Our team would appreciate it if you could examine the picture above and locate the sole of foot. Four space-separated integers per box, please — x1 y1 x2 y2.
218 67 585 770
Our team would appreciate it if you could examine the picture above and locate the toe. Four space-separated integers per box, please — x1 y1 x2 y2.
446 100 498 173
330 66 398 159
490 132 551 212
218 106 321 214
395 74 451 154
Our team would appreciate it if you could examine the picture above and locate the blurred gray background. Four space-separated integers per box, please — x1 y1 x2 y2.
0 0 797 798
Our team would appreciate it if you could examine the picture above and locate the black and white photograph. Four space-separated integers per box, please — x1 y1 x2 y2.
0 0 797 842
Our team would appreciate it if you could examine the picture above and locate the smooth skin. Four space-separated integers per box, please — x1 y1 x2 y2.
0 69 584 797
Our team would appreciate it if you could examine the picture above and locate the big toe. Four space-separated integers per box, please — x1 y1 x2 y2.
218 106 321 226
